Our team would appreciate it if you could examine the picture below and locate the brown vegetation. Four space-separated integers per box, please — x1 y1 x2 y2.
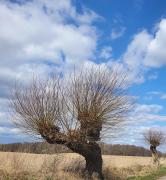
0 152 166 180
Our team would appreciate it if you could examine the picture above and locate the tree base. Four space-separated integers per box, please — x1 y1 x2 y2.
67 141 104 179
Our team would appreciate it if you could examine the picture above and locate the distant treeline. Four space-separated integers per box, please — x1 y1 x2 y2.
0 142 159 157
100 143 152 156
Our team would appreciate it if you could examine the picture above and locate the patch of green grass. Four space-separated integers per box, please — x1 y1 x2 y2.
127 166 166 180
44 177 54 180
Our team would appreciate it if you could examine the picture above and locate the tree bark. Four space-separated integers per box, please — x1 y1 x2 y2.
67 141 104 180
41 129 104 179
150 145 159 165
84 151 103 179
152 152 159 164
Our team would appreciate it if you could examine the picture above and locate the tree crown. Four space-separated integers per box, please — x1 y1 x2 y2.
10 66 132 143
143 129 165 147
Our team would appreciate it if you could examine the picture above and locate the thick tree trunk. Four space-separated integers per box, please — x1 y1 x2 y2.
84 151 104 179
152 152 160 165
67 142 104 180
150 145 159 165
41 129 104 179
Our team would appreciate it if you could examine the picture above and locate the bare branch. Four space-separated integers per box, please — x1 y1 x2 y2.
63 66 132 141
9 66 132 143
143 129 165 147
10 77 61 136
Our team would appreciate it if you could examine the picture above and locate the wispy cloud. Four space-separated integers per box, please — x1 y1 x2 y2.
147 91 166 100
111 103 166 147
100 46 112 59
147 72 158 80
133 0 144 11
160 94 166 100
110 26 126 40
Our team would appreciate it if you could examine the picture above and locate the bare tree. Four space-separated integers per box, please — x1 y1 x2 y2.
143 129 165 165
10 67 131 179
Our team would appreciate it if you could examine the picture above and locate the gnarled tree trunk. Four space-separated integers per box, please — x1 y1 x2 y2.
41 130 104 179
150 145 159 165
84 150 103 179
67 142 104 179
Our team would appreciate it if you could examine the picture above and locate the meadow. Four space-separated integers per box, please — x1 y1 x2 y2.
0 152 166 180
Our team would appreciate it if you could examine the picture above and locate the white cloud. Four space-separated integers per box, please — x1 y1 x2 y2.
0 127 20 135
160 94 166 100
111 103 166 147
100 46 112 59
144 19 166 67
107 30 153 84
110 26 126 40
146 91 166 100
130 104 166 125
109 18 166 84
0 0 100 142
147 72 158 80
121 30 152 83
0 0 98 67
147 91 161 95
0 0 100 96
134 104 163 114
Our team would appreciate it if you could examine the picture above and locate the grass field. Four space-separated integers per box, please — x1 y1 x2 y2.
0 152 166 179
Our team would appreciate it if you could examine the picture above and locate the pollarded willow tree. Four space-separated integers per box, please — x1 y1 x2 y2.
10 67 132 179
144 129 165 165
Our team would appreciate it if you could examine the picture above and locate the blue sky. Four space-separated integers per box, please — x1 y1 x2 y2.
0 0 166 150
77 0 166 57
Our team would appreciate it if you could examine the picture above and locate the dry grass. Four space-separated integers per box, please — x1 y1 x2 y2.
0 152 166 179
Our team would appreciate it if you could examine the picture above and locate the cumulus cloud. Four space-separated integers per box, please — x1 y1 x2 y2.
0 0 100 142
0 0 99 85
109 18 166 84
144 19 166 67
0 0 98 67
121 30 152 83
